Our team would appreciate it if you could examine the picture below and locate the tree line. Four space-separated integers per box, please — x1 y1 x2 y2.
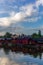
0 30 42 38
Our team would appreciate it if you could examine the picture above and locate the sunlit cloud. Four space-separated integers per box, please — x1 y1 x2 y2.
0 0 43 27
36 0 43 8
0 0 43 34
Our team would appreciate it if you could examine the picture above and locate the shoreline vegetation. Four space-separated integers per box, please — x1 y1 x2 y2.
0 30 43 49
0 30 42 38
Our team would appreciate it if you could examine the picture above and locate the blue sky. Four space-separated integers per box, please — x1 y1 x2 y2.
0 0 43 35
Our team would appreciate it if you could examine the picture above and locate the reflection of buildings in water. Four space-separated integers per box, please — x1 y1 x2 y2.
3 48 10 55
0 48 41 65
10 47 42 59
0 47 42 60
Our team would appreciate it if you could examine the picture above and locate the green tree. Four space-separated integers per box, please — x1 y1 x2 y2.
4 32 12 38
32 33 38 38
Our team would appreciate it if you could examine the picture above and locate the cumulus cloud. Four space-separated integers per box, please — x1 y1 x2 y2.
36 0 43 8
0 0 43 27
0 0 43 34
20 4 34 16
10 2 42 22
8 3 41 23
11 12 24 21
0 17 10 26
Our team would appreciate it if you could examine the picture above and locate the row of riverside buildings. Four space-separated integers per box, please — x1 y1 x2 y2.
0 34 43 47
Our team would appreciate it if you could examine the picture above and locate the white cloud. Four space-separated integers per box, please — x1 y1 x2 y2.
36 0 43 8
12 3 41 22
0 0 43 20
0 17 10 26
12 12 25 21
0 4 41 27
0 0 43 29
9 4 39 22
20 4 34 16
0 12 24 27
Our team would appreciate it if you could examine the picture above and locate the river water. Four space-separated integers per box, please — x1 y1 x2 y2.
0 48 43 65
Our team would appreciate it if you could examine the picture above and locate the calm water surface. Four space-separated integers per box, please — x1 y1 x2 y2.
0 48 43 65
